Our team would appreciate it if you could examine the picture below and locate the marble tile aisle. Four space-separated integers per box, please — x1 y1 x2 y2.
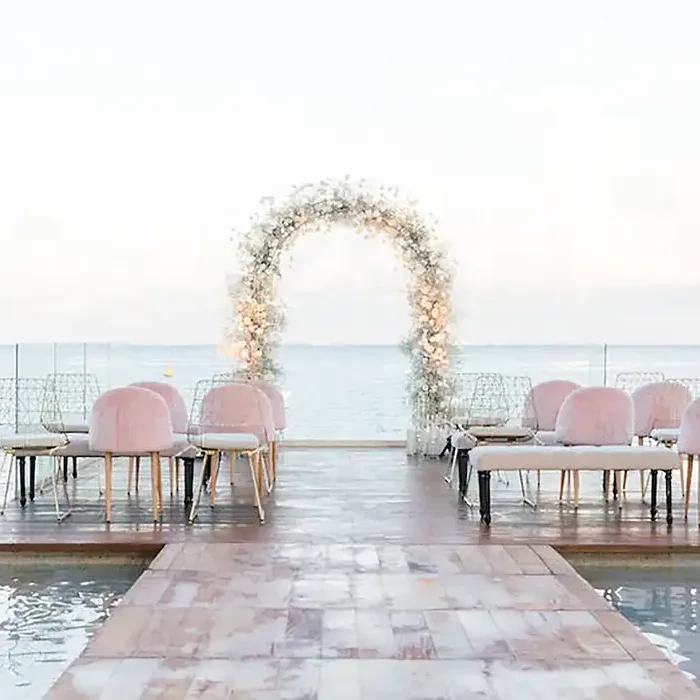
47 543 699 699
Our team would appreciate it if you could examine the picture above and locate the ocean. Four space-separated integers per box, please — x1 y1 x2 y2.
1 343 700 440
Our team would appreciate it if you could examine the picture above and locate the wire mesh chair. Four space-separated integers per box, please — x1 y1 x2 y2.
0 378 70 520
502 375 533 425
615 372 665 393
41 373 101 433
669 378 700 399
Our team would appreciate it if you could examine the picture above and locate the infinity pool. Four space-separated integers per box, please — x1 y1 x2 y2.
577 562 700 685
0 556 146 700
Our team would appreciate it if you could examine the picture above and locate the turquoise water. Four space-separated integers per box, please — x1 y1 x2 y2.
0 559 145 700
2 343 700 439
578 565 700 685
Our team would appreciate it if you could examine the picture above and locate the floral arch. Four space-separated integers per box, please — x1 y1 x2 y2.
229 178 452 419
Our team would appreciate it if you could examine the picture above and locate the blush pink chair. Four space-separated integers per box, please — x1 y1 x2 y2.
555 386 634 504
89 387 174 523
630 381 692 498
129 381 189 496
250 379 285 485
188 381 275 523
678 398 700 520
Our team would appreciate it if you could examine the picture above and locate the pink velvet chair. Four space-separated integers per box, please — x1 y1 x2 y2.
630 381 692 498
250 379 285 484
189 381 275 523
555 386 634 503
89 386 174 523
130 381 189 496
678 398 700 520
522 380 581 439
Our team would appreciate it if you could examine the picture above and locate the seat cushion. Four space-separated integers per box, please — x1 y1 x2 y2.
0 433 67 450
534 430 559 446
55 435 103 458
451 432 476 450
189 433 259 451
468 426 533 442
44 422 90 434
470 445 680 472
650 427 680 444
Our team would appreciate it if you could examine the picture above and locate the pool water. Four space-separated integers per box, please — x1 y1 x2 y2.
577 564 700 685
0 557 146 700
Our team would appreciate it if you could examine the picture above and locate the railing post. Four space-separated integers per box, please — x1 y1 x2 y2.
14 343 19 433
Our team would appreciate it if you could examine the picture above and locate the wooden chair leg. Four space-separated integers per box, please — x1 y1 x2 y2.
150 452 159 522
169 457 174 496
684 454 693 520
640 470 646 501
573 471 580 511
230 452 236 486
175 458 180 492
248 451 265 523
135 456 141 491
105 453 113 523
604 470 611 501
622 470 628 494
210 452 221 507
559 471 566 502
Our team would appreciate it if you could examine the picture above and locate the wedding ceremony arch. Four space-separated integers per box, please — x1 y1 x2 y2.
229 178 452 419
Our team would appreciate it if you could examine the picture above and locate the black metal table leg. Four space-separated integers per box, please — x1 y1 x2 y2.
18 457 26 507
29 456 36 501
183 457 194 509
72 457 78 479
650 470 658 521
612 471 619 500
63 456 69 483
478 471 492 525
665 469 673 525
457 449 469 497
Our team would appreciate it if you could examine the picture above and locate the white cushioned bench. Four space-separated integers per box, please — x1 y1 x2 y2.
469 444 681 525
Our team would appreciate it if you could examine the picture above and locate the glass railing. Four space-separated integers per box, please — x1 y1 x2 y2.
0 343 699 440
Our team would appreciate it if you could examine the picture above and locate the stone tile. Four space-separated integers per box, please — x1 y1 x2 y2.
120 570 172 607
382 574 450 610
351 574 385 608
82 606 150 658
403 545 439 574
318 659 362 700
424 610 474 659
390 611 437 660
45 658 122 699
355 610 397 659
504 545 550 574
277 608 323 658
559 612 631 661
531 545 581 576
149 543 183 570
558 574 614 611
140 658 197 699
291 574 352 608
594 611 668 662
458 610 512 658
480 545 523 575
322 609 359 658
205 607 288 658
376 544 411 573
276 658 322 697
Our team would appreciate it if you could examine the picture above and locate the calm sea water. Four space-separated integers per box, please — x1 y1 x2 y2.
1 343 700 439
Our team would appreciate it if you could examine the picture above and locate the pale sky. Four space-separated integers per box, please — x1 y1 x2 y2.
1 0 699 345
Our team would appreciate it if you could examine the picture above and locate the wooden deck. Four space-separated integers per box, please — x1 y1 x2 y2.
1 447 699 550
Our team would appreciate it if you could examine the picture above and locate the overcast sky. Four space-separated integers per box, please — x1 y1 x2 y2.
1 0 699 345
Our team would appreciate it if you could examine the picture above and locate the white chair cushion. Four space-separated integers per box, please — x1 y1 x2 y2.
469 426 534 441
534 430 559 446
189 433 259 451
0 434 67 450
55 435 103 458
650 428 680 444
452 433 476 450
470 445 680 473
44 422 90 434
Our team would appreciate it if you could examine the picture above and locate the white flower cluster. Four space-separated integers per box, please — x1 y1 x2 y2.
229 178 453 419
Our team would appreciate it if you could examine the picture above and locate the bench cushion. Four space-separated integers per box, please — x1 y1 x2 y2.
470 445 680 472
534 430 559 446
469 426 533 442
0 434 67 450
44 422 90 434
650 427 680 444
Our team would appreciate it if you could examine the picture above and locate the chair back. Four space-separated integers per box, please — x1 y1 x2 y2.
522 380 581 431
89 387 174 453
249 379 286 431
678 398 700 455
194 382 274 443
41 373 101 433
131 381 188 433
632 381 692 437
555 386 633 446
